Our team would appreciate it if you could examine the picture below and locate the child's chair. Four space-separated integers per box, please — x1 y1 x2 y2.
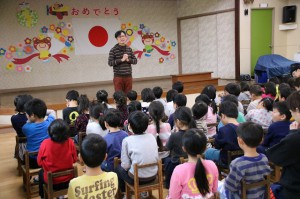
269 162 282 183
43 165 78 199
125 160 163 199
22 151 41 199
16 136 27 176
114 157 122 199
241 175 270 199
75 132 86 152
218 150 244 179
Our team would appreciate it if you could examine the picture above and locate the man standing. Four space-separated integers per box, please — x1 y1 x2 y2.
108 30 137 94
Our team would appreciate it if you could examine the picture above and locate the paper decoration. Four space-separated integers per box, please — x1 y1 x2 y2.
123 23 177 63
47 3 69 20
16 2 38 27
72 18 120 55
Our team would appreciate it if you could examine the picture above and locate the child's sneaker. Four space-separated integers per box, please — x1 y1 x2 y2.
140 191 149 198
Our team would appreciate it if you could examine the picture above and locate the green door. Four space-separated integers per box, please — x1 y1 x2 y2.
251 9 273 75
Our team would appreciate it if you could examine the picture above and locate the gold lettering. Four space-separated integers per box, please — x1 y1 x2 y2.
107 189 113 197
89 185 95 193
75 186 81 197
103 179 110 189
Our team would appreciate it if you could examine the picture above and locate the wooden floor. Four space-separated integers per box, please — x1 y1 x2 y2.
0 128 168 199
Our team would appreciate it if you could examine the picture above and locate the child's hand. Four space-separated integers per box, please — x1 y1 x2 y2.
218 92 224 98
290 121 299 130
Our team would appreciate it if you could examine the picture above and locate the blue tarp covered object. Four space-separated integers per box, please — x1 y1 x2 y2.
254 54 300 78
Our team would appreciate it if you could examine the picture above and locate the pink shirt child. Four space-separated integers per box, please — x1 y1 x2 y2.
205 106 217 137
146 123 171 146
168 161 219 199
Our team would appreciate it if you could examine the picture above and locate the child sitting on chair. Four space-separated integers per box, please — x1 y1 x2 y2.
115 111 158 193
68 134 118 199
220 122 271 199
38 119 77 198
22 98 56 168
168 128 219 199
63 90 79 137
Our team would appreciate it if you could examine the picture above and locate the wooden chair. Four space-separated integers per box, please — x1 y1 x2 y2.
16 136 27 176
125 160 163 199
22 151 41 199
43 165 78 199
218 150 244 179
241 175 270 199
269 162 282 183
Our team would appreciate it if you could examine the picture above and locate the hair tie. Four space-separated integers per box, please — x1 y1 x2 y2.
99 113 103 116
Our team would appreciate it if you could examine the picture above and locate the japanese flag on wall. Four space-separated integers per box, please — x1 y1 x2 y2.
72 18 120 55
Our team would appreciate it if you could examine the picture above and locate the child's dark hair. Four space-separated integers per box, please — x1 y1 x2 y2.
240 82 250 92
201 85 217 101
80 134 107 168
219 101 238 118
286 91 300 112
264 82 276 97
273 101 292 121
128 111 149 134
222 94 239 107
113 91 127 106
127 100 142 114
279 86 292 99
295 77 300 88
149 101 165 148
77 94 90 114
225 83 241 97
236 122 263 148
192 101 208 120
141 88 155 102
48 119 70 143
153 86 163 99
127 90 137 101
174 106 197 129
195 94 217 114
269 77 280 85
250 85 263 96
182 128 209 195
66 90 79 101
166 89 178 102
290 63 300 76
172 81 184 93
89 101 107 130
104 108 122 128
173 93 187 107
115 30 126 39
24 98 47 118
96 90 109 106
14 94 33 112
259 98 273 112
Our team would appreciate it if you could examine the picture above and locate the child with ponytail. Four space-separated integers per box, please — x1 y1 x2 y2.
86 102 108 137
168 128 219 198
146 101 171 159
165 106 197 189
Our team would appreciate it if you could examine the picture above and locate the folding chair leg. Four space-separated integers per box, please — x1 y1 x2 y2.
158 188 163 199
125 184 130 199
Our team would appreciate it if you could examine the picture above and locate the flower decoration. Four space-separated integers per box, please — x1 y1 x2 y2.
167 45 172 51
61 48 68 54
127 22 132 27
24 65 32 72
15 65 24 72
58 21 66 28
160 37 166 42
170 54 176 59
133 26 139 31
17 43 23 48
0 48 6 56
161 43 166 49
159 57 164 64
155 32 160 38
139 24 145 29
126 29 133 36
15 51 25 58
62 29 69 37
8 45 17 53
171 41 176 47
66 23 72 29
49 24 55 31
69 46 74 52
6 62 15 70
121 24 126 30
24 38 32 44
16 8 38 27
55 27 62 34
41 26 48 33
155 40 161 45
23 45 34 54
5 52 13 60
67 36 74 43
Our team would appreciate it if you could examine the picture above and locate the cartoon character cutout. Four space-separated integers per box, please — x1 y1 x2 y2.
33 37 51 60
142 34 154 56
47 3 69 20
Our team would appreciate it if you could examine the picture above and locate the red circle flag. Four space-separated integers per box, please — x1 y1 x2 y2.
88 26 108 47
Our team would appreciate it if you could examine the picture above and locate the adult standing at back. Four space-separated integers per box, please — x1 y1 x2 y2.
108 30 137 94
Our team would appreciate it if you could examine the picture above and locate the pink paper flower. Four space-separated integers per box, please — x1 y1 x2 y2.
24 65 32 72
15 65 24 72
